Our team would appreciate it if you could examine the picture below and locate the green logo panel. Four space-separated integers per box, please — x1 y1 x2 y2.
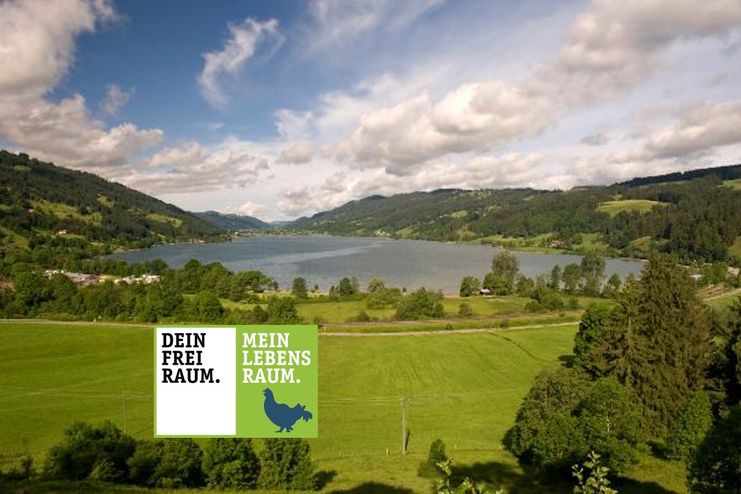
236 325 318 438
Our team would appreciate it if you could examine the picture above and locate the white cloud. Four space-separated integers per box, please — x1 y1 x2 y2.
326 0 741 175
0 0 163 172
122 139 273 195
198 18 283 108
305 0 443 52
101 84 133 116
617 99 741 163
276 140 315 164
222 200 269 218
0 0 116 98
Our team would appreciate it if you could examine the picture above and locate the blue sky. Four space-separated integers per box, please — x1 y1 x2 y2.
0 0 740 220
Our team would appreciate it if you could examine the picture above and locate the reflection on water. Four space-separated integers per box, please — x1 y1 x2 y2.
111 235 645 294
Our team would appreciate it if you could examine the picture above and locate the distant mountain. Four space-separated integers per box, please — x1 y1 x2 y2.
290 164 741 262
269 220 292 228
194 211 271 230
0 150 223 250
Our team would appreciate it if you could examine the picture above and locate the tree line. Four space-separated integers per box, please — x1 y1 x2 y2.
1 420 319 491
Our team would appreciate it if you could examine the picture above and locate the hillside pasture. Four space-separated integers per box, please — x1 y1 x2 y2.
597 199 667 218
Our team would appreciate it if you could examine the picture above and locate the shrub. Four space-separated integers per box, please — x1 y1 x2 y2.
266 296 300 323
127 440 163 487
458 303 474 318
203 438 260 489
153 439 204 488
44 420 135 482
665 391 713 460
395 288 444 320
687 405 741 494
258 438 316 490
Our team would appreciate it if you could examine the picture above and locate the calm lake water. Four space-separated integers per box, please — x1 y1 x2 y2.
111 235 645 294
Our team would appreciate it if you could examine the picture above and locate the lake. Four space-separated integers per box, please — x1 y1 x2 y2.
111 235 645 294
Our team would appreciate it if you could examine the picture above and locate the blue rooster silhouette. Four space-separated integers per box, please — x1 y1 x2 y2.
262 388 313 432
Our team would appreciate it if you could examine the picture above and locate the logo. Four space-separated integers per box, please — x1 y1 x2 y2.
262 388 313 433
154 325 318 438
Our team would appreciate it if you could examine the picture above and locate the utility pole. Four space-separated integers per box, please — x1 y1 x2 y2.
121 391 127 433
400 396 408 455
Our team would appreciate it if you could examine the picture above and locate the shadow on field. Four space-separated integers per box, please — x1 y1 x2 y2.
328 481 415 494
613 478 679 494
315 469 338 489
452 462 680 494
453 461 538 493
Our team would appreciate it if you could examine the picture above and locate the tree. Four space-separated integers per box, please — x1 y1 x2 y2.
503 368 590 475
127 440 164 486
153 439 204 488
395 288 444 320
366 283 402 309
504 370 639 476
203 438 260 489
194 290 223 322
367 278 386 293
708 298 741 408
482 272 509 295
581 252 605 295
459 276 481 297
563 264 582 294
586 256 711 439
266 297 300 323
550 265 562 291
337 276 360 297
490 251 520 295
602 273 622 298
665 391 713 460
687 405 741 494
258 438 316 490
576 378 640 472
44 421 135 482
12 271 48 313
291 277 308 299
573 305 612 376
458 302 474 317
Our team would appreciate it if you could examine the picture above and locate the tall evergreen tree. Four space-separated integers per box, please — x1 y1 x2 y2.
586 256 710 439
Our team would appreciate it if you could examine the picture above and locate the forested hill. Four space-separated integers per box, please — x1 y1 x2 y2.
0 150 223 252
194 211 271 230
291 164 741 262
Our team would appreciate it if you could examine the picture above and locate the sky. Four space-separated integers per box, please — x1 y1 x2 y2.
0 0 740 221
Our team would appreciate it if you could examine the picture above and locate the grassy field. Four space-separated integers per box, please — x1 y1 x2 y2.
0 320 685 494
596 199 667 218
722 178 741 191
222 295 611 326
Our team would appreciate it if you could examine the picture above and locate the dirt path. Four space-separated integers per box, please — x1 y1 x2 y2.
320 320 578 337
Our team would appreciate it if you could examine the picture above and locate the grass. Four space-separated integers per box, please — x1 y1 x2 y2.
0 226 29 248
475 232 611 255
145 213 183 228
729 236 741 259
597 200 667 218
30 200 102 225
0 321 684 493
704 287 741 310
721 178 741 191
221 295 611 327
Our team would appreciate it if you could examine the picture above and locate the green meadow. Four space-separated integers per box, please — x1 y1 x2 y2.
596 199 667 218
0 320 685 493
